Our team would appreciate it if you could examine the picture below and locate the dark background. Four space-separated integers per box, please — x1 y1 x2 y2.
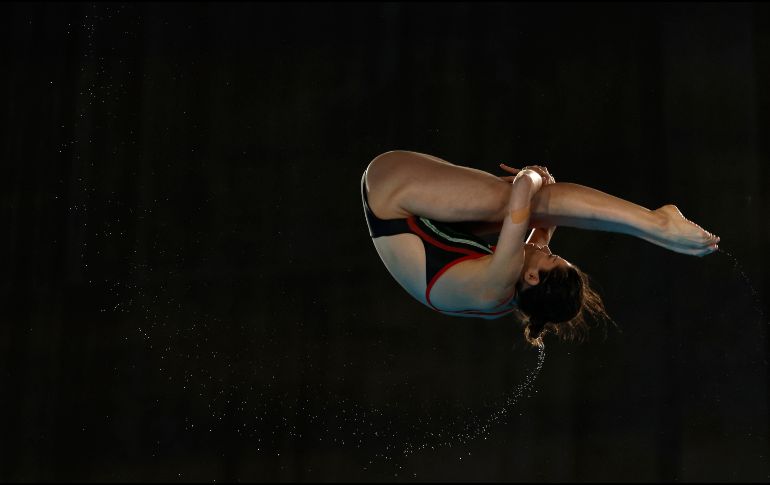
2 1 769 481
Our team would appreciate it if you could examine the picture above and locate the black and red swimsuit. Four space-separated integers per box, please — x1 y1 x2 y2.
361 170 515 317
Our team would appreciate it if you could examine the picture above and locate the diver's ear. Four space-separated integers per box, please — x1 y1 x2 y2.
525 270 540 287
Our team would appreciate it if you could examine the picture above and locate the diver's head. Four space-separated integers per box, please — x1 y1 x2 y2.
516 243 610 346
519 243 573 290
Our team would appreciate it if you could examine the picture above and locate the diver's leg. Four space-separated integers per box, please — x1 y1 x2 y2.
471 181 718 256
527 182 663 235
366 150 663 230
365 151 717 255
460 182 718 256
364 150 510 222
529 182 720 255
429 180 665 239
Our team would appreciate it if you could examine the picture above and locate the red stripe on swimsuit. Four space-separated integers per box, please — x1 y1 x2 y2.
406 218 516 317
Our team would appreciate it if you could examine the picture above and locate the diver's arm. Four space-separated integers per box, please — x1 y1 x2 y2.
480 170 543 293
500 162 556 247
526 226 556 247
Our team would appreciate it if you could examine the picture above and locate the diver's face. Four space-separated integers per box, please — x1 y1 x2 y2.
525 243 572 271
520 243 573 289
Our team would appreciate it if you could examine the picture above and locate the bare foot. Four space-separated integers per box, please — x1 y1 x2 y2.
650 204 720 257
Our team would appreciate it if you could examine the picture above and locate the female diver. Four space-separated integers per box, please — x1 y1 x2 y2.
361 150 720 346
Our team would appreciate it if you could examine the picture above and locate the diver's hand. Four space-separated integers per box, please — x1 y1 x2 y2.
499 163 555 186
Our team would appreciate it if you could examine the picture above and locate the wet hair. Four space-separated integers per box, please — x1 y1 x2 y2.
515 264 612 347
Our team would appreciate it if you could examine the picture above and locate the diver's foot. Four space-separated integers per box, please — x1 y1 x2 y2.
651 204 720 257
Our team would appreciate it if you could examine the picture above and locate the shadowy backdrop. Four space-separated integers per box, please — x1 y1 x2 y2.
2 1 769 481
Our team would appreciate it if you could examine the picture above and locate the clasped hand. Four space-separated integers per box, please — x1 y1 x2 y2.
499 163 555 186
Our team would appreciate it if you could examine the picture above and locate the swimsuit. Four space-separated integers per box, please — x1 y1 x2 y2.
361 170 516 316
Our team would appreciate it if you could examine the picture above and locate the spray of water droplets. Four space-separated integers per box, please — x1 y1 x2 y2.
717 248 766 324
250 345 547 461
400 343 546 457
103 254 549 465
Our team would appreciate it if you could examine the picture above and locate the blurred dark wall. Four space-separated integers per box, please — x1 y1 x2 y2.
1 2 769 481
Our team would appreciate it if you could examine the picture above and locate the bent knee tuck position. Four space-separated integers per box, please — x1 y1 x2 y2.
361 150 719 346
362 170 515 317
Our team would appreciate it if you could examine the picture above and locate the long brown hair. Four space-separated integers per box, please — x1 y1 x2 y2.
515 264 612 347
